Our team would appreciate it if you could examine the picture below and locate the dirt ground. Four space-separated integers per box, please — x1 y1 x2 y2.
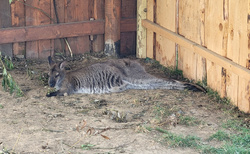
0 55 249 154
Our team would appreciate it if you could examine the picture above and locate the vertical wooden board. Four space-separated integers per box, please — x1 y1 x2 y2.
155 0 176 67
0 0 13 57
52 0 66 54
121 0 136 56
121 0 137 53
25 0 39 58
238 78 250 113
120 32 136 56
146 0 154 58
178 0 206 80
37 0 52 58
226 1 248 106
237 0 250 113
65 0 90 55
11 0 25 56
92 0 104 52
205 0 227 96
137 0 147 58
121 0 136 18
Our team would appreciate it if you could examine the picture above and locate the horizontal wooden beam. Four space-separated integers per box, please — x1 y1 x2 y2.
0 18 136 44
0 20 104 44
121 18 137 32
142 19 250 80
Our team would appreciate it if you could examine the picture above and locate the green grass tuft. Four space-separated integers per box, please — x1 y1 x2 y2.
156 128 201 148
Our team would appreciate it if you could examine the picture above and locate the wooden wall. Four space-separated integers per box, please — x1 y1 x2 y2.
0 0 136 58
140 0 250 113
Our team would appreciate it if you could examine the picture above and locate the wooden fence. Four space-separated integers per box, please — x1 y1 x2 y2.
0 0 137 58
137 0 250 113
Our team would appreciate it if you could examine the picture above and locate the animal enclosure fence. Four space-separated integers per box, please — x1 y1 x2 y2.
0 0 136 58
137 0 250 113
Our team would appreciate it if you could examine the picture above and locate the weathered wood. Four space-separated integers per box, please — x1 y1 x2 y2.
141 19 250 81
11 0 25 56
65 0 90 55
121 0 136 56
91 0 104 53
0 21 105 44
146 0 154 59
178 0 206 81
205 0 227 96
136 0 147 58
121 0 136 18
155 0 176 66
25 0 39 58
104 0 121 57
37 0 51 58
120 32 136 56
51 0 65 55
120 18 136 32
236 0 250 113
0 0 13 57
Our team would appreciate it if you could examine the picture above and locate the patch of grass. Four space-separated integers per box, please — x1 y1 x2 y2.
155 127 200 148
208 130 230 141
178 115 203 126
222 119 249 132
203 120 250 153
155 124 250 154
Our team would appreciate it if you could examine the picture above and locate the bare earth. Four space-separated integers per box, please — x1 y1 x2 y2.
0 55 249 154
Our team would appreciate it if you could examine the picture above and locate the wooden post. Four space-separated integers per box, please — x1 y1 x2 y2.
137 0 147 58
104 0 121 57
0 0 13 57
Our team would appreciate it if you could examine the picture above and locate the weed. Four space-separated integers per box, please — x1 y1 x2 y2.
0 53 23 97
0 104 3 109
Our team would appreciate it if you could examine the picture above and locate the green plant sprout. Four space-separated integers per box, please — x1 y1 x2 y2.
0 52 23 97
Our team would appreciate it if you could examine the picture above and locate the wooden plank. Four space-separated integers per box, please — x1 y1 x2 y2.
120 19 137 33
121 0 136 18
120 32 136 56
178 0 206 80
141 19 250 81
91 0 104 52
237 0 250 113
65 0 90 55
121 0 136 56
25 0 39 58
155 0 176 66
104 0 121 57
226 1 248 106
205 0 227 96
146 0 154 59
0 20 105 44
11 0 25 57
37 0 52 59
136 0 147 58
51 0 65 55
0 0 13 57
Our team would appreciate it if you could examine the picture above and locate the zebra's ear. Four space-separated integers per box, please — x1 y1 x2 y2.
48 56 55 66
59 61 67 70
